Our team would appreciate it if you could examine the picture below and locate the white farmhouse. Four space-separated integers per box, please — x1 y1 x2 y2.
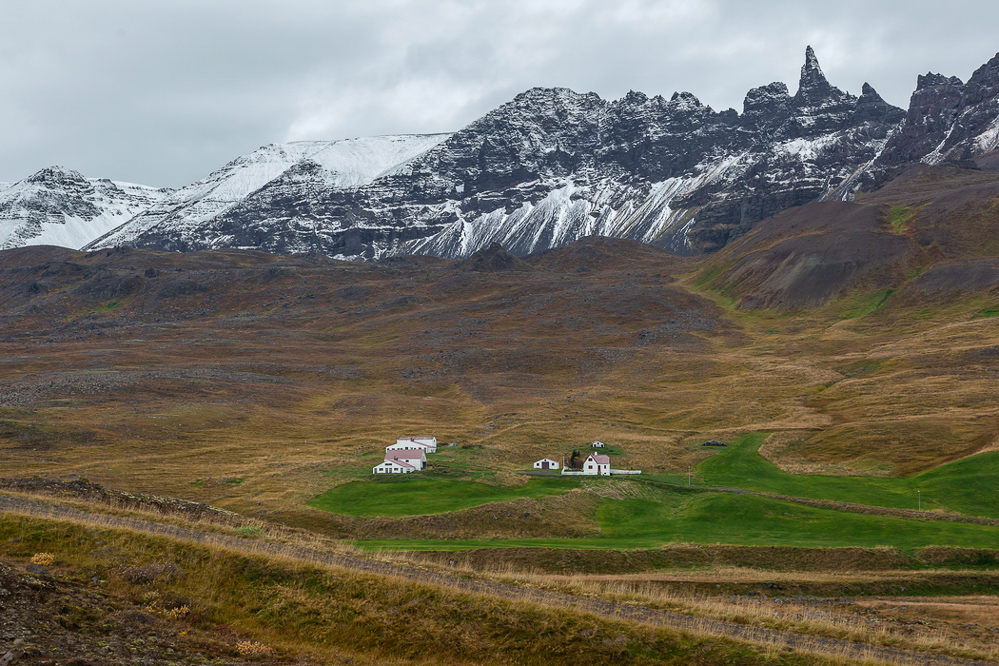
582 454 611 476
532 457 561 470
390 436 437 453
385 448 426 470
373 459 417 474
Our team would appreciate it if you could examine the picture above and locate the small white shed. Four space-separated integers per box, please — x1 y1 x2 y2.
533 457 561 470
591 441 605 448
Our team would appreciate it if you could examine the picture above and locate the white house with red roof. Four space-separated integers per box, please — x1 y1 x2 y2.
372 459 417 474
389 436 437 453
385 448 426 470
582 453 611 476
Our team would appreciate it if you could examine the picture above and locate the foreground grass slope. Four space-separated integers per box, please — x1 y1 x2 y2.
0 510 842 665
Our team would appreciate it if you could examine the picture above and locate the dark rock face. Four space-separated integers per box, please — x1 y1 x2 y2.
878 53 999 168
84 49 999 261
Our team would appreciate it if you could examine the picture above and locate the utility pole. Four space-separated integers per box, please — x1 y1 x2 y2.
688 466 692 487
918 489 921 511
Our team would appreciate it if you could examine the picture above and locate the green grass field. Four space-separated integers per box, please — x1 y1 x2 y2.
694 433 999 519
358 492 999 551
308 476 577 517
309 432 998 552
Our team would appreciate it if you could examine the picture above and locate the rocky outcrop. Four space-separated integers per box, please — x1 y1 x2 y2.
878 53 999 167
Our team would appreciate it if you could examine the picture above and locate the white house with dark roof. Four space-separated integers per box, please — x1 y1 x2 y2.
532 457 561 470
373 459 417 474
390 436 437 453
385 448 426 470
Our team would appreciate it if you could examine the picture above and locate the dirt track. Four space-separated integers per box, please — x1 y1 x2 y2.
1 493 993 666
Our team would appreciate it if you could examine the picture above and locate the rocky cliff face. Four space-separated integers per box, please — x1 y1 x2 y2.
877 53 999 168
14 48 999 261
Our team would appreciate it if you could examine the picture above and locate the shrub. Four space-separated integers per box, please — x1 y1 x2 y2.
30 552 55 567
235 640 273 657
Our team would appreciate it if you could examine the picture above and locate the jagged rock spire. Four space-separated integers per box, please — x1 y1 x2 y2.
796 45 833 103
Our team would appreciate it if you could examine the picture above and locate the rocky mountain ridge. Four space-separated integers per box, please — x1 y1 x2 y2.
4 47 999 260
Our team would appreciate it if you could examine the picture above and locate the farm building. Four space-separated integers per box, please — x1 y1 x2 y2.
533 457 561 470
582 453 611 476
591 441 605 448
385 448 426 470
373 459 417 474
390 436 437 453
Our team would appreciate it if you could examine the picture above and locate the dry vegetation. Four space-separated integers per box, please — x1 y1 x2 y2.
4 496 997 665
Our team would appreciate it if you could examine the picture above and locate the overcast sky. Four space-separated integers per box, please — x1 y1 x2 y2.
2 0 998 188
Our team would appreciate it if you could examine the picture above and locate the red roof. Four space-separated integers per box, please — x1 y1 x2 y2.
588 454 610 465
386 449 425 460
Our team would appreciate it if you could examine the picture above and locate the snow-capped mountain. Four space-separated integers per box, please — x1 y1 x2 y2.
0 167 170 251
86 47 914 259
9 47 999 260
87 134 451 254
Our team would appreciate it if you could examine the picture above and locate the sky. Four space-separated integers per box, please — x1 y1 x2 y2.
2 0 998 188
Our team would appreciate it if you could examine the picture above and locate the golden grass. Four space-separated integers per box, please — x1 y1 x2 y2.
1 508 874 665
394 560 999 664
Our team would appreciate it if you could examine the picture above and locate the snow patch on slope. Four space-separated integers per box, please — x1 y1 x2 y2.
974 114 999 154
398 151 750 259
308 133 451 187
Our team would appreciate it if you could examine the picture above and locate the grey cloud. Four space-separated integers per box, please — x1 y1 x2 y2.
0 0 996 187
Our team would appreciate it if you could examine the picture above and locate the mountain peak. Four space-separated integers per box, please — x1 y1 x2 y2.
804 45 820 70
797 45 833 101
915 72 963 91
667 91 704 112
25 166 89 186
854 82 905 124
